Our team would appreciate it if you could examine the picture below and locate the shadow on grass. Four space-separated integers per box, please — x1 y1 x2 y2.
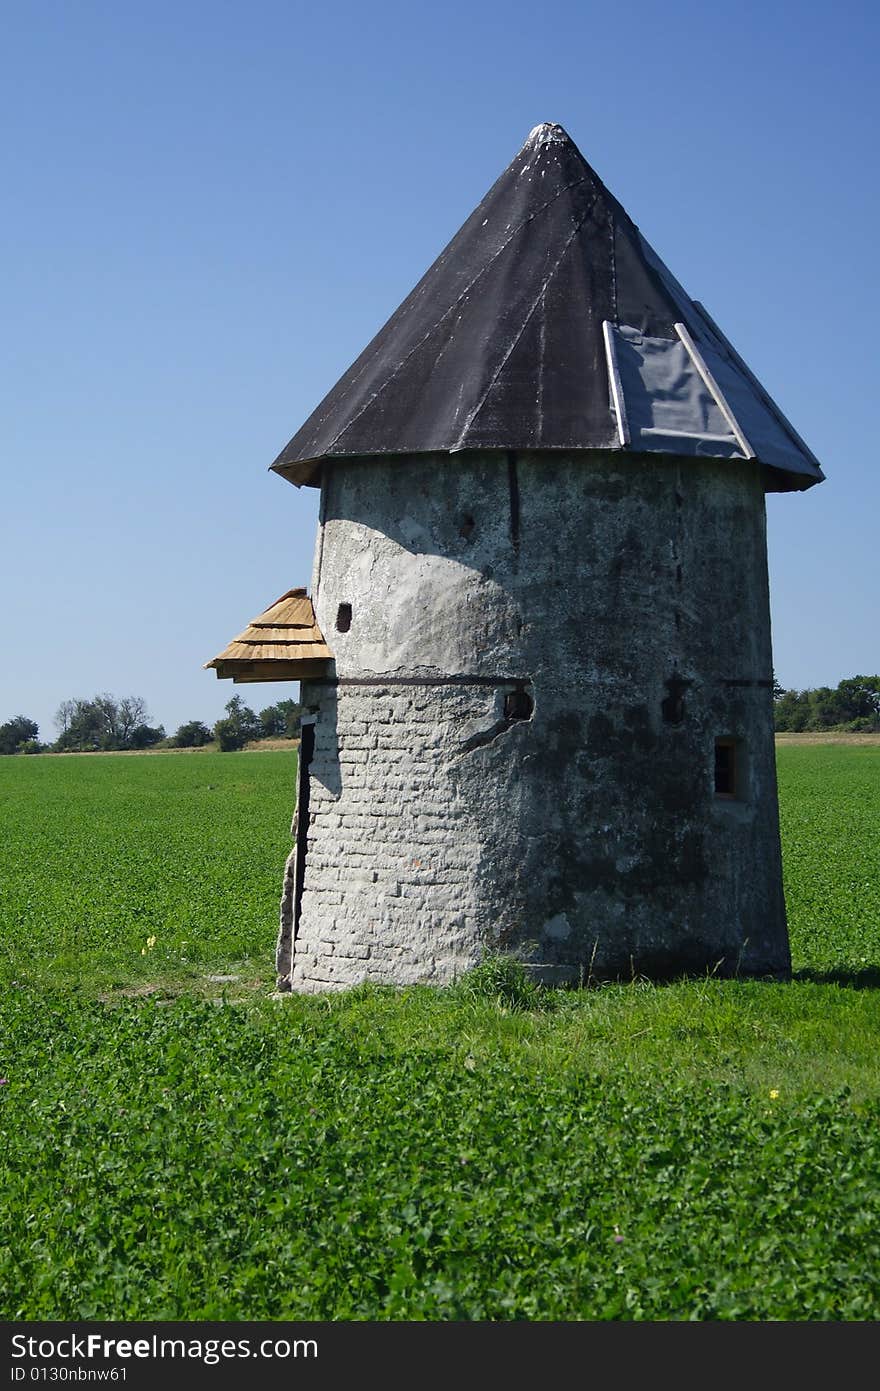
792 967 880 991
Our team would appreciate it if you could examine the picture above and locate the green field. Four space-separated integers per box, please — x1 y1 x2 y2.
0 749 297 992
1 743 879 1319
777 742 880 978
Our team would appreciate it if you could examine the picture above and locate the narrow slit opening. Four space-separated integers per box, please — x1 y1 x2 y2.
714 738 737 798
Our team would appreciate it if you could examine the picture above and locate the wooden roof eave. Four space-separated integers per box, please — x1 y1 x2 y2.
205 587 334 684
207 657 333 683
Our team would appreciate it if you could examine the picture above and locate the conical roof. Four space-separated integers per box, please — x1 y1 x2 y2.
271 123 823 493
205 588 332 683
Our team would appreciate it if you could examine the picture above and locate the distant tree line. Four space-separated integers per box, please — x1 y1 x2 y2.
6 677 877 754
0 715 41 756
0 693 302 755
774 675 880 733
54 695 165 752
211 695 302 751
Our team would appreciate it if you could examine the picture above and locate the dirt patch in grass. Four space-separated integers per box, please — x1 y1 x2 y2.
98 983 165 1001
97 975 272 1006
31 739 299 757
242 737 299 752
776 732 880 746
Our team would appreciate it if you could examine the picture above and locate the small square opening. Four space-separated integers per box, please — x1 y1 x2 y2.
504 688 534 722
336 602 352 633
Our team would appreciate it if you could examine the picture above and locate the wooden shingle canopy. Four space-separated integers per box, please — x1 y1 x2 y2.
205 588 333 683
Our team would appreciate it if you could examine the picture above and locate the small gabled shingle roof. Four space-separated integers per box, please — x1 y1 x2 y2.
270 122 823 494
205 588 332 683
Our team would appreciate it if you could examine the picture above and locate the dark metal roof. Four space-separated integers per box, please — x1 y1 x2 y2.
271 123 823 493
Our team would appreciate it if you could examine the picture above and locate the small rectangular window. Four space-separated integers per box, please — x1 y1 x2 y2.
714 738 737 798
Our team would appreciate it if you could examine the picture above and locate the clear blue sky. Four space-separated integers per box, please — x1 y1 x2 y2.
2 0 877 741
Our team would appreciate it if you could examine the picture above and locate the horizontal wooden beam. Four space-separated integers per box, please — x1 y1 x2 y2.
211 658 333 683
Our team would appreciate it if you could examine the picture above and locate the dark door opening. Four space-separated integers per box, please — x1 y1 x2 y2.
293 722 315 940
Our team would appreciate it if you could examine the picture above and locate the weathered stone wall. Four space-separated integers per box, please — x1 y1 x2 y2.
280 450 789 991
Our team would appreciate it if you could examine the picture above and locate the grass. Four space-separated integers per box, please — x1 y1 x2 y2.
0 750 295 993
778 742 880 980
1 743 879 1319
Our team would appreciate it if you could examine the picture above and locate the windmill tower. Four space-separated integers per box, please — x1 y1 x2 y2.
209 123 823 992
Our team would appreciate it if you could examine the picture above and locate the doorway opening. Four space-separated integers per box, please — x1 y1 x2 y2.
293 722 316 940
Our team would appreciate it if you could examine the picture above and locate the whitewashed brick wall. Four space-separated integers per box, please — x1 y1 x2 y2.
291 682 504 991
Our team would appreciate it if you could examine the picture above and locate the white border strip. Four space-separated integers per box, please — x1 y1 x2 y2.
674 322 754 459
601 320 630 447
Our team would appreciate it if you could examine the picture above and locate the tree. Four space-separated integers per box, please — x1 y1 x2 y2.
835 675 880 725
55 699 76 737
117 696 150 747
0 715 39 755
805 685 840 730
773 675 880 733
171 720 213 748
213 718 243 752
258 704 284 738
258 699 302 739
213 695 259 752
128 724 165 749
773 688 809 732
54 698 105 751
53 694 155 751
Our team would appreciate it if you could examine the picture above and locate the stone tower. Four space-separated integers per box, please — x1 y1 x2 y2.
209 123 824 992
